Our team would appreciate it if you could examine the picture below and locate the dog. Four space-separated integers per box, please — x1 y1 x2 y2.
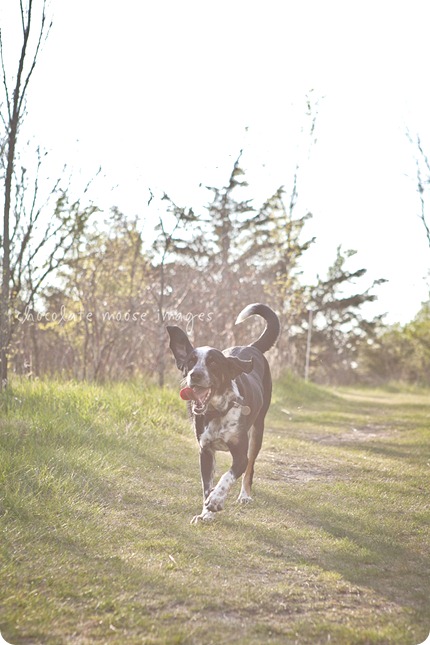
167 303 280 523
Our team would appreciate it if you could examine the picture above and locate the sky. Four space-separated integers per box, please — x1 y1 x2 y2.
1 0 430 324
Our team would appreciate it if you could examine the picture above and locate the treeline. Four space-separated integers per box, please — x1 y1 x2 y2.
360 302 430 384
10 157 426 386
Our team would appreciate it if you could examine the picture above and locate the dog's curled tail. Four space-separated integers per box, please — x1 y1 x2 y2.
235 303 280 354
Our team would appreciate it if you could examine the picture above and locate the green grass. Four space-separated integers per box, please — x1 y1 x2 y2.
0 375 429 644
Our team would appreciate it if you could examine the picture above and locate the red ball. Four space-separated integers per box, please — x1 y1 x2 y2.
180 387 195 401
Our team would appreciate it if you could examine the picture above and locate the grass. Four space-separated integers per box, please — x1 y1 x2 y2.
0 375 429 644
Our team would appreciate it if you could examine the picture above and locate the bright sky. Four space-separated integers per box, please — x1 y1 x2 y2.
2 0 430 324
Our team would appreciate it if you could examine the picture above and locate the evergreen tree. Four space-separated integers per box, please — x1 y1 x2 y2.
305 248 386 383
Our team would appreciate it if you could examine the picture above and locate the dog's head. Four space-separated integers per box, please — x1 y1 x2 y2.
166 326 253 415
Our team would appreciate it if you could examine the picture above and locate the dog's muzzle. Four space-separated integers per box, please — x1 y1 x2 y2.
180 386 212 414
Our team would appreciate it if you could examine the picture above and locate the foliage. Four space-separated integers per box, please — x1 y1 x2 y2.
305 248 387 384
360 300 430 384
13 211 152 380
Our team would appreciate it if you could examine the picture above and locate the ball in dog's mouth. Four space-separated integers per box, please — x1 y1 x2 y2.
180 386 212 414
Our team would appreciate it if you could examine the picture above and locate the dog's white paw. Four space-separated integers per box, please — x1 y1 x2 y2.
237 491 253 504
205 490 226 513
190 509 216 524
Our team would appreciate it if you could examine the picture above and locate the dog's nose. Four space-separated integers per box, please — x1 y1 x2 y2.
189 369 208 385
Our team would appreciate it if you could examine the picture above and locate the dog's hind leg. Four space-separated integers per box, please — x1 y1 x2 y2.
238 420 264 503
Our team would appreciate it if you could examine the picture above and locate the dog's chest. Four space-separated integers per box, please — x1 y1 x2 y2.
198 406 242 451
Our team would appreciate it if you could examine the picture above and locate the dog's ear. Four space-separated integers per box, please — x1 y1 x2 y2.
166 326 194 371
226 356 253 378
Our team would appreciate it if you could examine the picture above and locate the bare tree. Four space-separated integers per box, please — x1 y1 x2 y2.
0 0 50 387
1 2 96 385
407 130 430 250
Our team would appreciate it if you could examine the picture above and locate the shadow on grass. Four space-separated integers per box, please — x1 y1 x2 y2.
254 489 429 618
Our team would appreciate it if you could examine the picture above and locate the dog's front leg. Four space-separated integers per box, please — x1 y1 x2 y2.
205 440 248 513
191 448 216 524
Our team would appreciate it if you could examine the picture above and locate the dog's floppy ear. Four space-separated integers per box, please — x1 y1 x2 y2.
166 326 194 371
226 356 253 378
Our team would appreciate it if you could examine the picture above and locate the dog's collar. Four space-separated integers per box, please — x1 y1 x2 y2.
203 400 236 421
202 394 251 420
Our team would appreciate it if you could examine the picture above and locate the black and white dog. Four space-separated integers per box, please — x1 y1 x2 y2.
167 303 280 523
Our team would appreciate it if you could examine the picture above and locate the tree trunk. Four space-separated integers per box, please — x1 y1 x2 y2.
0 102 18 387
1 1 38 388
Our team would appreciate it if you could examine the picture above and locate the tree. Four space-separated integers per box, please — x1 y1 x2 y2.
198 152 258 346
144 156 264 353
407 131 430 250
304 248 387 384
253 178 315 374
360 301 430 384
46 210 152 381
0 0 50 386
156 154 314 355
148 192 198 386
1 2 96 385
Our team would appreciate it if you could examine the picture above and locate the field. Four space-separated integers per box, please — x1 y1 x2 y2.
0 375 429 644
